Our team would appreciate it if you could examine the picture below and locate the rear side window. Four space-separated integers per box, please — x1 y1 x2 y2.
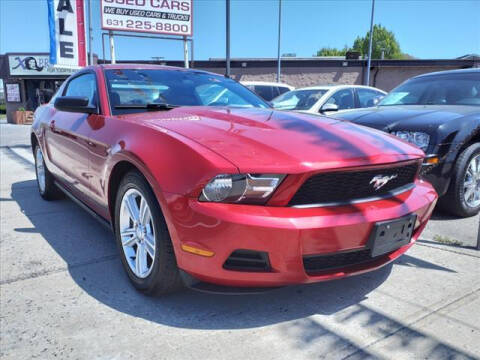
254 86 275 101
325 89 355 110
278 87 291 95
64 73 97 106
357 88 384 107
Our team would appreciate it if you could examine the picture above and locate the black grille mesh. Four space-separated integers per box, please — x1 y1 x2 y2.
289 163 418 206
303 249 387 274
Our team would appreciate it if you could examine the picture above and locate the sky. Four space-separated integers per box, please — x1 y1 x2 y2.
0 0 479 61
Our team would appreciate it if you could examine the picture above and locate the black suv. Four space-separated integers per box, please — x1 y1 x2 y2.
335 68 480 217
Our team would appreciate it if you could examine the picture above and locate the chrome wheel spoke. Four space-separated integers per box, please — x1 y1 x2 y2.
135 244 147 276
465 186 475 202
125 194 140 222
121 228 137 247
139 197 149 225
145 234 155 258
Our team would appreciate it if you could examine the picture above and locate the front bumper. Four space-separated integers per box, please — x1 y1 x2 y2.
164 179 437 288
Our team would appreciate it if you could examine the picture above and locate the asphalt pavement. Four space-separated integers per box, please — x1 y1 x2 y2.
1 120 479 360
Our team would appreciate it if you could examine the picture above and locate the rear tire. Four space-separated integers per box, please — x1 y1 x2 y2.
441 143 480 217
34 145 61 201
114 170 183 295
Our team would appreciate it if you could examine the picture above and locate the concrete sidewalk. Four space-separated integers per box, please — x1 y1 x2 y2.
1 125 479 359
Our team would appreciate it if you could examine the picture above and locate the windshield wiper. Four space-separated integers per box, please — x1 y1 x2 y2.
114 103 178 111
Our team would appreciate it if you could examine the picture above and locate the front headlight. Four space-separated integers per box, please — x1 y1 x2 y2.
200 174 285 204
393 131 430 151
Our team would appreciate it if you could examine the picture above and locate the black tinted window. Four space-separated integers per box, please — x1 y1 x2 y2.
278 87 290 95
380 73 480 106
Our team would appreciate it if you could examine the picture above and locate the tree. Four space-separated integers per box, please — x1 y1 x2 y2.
352 24 403 59
316 46 350 57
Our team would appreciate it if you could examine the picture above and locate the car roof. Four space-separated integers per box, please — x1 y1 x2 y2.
240 81 294 88
91 64 221 77
414 67 480 79
294 85 386 92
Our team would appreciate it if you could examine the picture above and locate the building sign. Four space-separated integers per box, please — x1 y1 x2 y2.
6 84 21 103
8 55 77 76
47 0 87 68
101 0 192 36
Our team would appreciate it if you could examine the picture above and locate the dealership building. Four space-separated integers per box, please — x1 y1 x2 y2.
0 53 76 123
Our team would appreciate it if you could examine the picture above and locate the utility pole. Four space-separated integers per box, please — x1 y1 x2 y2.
109 30 116 64
226 0 231 77
183 36 189 68
365 0 375 86
277 0 282 83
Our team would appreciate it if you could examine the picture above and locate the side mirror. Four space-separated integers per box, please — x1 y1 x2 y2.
320 103 339 113
54 96 97 114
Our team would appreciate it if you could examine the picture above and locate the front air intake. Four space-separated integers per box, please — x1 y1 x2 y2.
223 250 271 272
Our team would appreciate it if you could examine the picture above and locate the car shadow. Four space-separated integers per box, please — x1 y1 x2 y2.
7 179 474 358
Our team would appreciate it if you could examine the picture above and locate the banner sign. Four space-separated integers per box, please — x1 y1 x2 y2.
8 55 77 76
101 0 193 36
47 0 87 68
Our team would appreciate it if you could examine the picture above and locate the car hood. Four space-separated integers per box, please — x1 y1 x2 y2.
124 106 423 173
334 105 480 133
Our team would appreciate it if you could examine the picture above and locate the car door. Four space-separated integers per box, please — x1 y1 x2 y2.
321 88 355 113
44 72 98 198
356 88 385 108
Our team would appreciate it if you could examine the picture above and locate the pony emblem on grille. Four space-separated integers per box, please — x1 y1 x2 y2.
370 174 398 191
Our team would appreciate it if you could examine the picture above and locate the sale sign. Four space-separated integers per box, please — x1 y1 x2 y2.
47 0 87 68
101 0 193 36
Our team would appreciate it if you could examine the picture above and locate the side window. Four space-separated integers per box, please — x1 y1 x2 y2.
272 86 281 99
357 89 384 108
325 89 355 110
254 86 275 101
64 73 97 107
278 87 290 95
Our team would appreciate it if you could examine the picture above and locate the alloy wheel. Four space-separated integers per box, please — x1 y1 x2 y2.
464 154 480 208
35 147 46 193
119 188 156 278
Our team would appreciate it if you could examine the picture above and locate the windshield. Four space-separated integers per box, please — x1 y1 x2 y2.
105 69 270 115
271 89 328 110
379 74 480 106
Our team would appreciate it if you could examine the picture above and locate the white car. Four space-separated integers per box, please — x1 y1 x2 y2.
271 85 386 114
241 81 295 101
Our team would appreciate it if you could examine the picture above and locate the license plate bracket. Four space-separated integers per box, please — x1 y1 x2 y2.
368 214 417 257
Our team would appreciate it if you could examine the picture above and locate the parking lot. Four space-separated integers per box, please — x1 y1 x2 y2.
1 120 479 359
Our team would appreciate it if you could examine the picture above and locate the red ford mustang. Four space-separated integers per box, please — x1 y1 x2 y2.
31 65 437 295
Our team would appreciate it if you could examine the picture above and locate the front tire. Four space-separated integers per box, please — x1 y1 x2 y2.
114 170 183 295
34 145 61 200
442 143 480 217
